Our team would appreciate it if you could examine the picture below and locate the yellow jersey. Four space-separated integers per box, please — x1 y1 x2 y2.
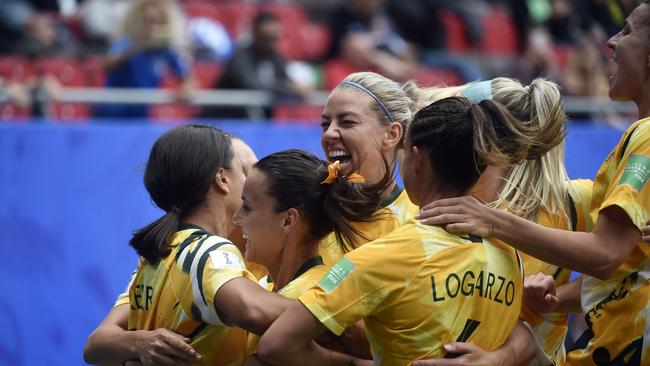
301 219 523 365
115 261 270 307
566 118 650 366
247 257 327 354
520 179 594 366
320 187 420 267
127 224 256 366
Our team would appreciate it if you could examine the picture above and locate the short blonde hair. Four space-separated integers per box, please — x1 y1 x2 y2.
337 72 418 132
119 0 186 49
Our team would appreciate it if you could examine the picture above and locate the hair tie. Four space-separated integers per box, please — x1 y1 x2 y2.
321 161 366 185
169 206 181 215
462 80 493 104
340 81 394 122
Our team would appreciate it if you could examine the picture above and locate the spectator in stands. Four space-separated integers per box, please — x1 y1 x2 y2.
575 0 625 37
0 77 31 110
386 0 484 83
387 0 483 50
187 17 233 62
564 29 617 121
79 0 132 52
202 12 306 119
324 0 416 83
0 0 78 55
546 0 582 45
94 0 194 119
513 27 564 85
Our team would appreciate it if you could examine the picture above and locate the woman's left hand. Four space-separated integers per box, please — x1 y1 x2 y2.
413 343 505 366
417 196 498 238
524 273 559 314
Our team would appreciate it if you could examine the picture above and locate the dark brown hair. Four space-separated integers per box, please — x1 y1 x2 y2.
130 125 234 263
254 149 391 253
409 97 551 192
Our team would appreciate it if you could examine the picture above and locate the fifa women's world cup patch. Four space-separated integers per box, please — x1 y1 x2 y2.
210 249 244 268
620 154 650 192
319 257 356 293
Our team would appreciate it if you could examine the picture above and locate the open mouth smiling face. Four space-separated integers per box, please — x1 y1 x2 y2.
320 88 393 180
605 4 650 102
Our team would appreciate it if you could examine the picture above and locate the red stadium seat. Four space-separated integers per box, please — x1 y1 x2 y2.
299 24 331 61
262 4 307 28
160 73 182 89
83 57 106 87
480 8 517 55
0 103 31 120
439 10 471 54
323 59 360 90
264 4 310 60
277 32 303 60
34 58 86 87
150 103 196 122
192 61 223 89
217 3 257 36
277 22 330 61
51 103 91 122
183 1 227 25
552 45 573 72
272 103 323 124
0 56 33 82
183 3 325 61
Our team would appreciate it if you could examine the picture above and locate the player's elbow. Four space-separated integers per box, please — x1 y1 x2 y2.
589 252 621 280
257 334 287 364
82 332 100 364
236 304 271 335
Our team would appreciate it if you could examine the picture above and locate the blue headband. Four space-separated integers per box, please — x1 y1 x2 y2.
462 80 493 104
340 81 394 122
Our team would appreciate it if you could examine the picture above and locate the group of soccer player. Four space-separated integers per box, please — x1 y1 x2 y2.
83 3 650 366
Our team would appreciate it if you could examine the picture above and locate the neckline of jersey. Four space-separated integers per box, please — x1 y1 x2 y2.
379 185 403 208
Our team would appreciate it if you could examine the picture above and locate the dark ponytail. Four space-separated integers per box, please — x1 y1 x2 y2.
409 97 549 193
130 125 234 263
254 149 392 253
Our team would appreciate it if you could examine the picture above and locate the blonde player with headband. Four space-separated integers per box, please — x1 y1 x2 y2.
410 78 594 366
418 3 650 364
318 72 421 267
256 96 561 365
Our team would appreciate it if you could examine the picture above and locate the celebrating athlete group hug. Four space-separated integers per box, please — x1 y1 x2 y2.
83 3 650 366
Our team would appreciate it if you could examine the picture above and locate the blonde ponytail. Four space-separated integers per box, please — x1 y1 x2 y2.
489 78 569 223
402 77 570 224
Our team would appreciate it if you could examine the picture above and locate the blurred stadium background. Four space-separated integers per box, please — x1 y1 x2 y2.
0 0 641 365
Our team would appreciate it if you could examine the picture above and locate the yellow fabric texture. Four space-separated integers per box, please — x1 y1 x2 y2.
127 227 256 366
247 262 327 354
301 219 523 365
567 118 650 366
319 188 419 267
520 179 594 365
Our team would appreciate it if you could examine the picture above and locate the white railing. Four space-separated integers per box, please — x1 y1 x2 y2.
1 87 639 118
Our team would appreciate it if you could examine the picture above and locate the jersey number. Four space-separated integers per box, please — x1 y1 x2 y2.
444 318 481 358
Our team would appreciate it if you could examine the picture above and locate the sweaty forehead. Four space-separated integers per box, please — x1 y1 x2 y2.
323 88 377 119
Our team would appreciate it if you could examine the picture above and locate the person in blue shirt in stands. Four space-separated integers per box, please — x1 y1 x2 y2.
94 0 194 119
